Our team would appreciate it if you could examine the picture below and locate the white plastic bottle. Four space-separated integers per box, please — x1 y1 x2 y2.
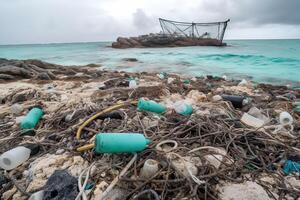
0 146 31 170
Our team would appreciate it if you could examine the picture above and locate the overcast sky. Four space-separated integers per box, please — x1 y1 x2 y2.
0 0 300 44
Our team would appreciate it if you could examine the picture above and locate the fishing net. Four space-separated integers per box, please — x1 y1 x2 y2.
159 18 230 41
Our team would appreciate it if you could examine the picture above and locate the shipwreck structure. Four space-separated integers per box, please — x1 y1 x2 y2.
112 18 230 48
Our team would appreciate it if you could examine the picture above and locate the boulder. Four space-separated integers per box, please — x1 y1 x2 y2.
112 34 226 48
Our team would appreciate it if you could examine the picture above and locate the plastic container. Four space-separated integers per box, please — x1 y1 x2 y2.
221 95 246 108
137 99 166 114
241 113 265 128
20 107 44 129
0 146 31 170
129 80 137 88
29 190 44 200
140 159 159 178
279 111 293 125
95 133 151 153
173 101 193 116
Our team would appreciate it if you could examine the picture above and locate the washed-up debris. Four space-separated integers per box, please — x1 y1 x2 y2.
0 58 300 200
94 133 151 153
20 107 43 129
0 146 31 170
137 99 166 114
43 170 78 200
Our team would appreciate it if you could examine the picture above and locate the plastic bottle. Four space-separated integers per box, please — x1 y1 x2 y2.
0 146 31 170
95 133 151 153
21 107 44 129
173 101 193 116
29 190 44 200
279 111 293 125
129 80 137 88
140 159 159 178
221 95 246 109
137 99 166 114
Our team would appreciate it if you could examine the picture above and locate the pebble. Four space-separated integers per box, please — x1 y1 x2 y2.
56 149 65 154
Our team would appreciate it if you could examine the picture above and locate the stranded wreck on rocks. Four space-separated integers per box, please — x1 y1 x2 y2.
112 18 230 48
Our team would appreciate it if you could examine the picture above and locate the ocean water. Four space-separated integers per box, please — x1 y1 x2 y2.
0 39 299 87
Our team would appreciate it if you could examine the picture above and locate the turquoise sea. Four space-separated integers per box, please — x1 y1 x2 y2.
0 39 299 87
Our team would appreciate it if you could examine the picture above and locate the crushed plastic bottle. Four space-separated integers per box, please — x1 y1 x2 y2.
173 101 193 116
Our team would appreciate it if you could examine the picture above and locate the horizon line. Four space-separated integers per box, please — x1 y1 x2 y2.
1 38 300 46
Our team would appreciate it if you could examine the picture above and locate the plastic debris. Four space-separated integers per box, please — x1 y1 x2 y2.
241 113 265 128
95 133 151 153
279 111 293 125
173 101 193 116
140 159 159 178
283 160 300 175
221 95 247 108
129 80 137 88
43 170 78 200
137 99 166 114
0 146 31 170
20 107 43 129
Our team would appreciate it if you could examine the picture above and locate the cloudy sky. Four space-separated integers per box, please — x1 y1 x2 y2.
0 0 299 44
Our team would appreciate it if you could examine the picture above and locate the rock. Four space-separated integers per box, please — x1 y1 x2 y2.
25 153 88 192
0 65 33 78
36 72 51 80
43 170 78 200
122 58 138 62
0 73 15 80
218 181 271 200
112 34 225 48
11 103 23 114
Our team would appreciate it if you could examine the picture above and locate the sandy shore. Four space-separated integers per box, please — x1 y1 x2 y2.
0 59 299 200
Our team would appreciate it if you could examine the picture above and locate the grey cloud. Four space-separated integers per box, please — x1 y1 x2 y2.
0 0 299 44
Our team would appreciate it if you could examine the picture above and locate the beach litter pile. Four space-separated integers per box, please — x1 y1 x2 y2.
0 59 299 200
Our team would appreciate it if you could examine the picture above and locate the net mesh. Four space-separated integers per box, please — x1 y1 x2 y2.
159 18 229 41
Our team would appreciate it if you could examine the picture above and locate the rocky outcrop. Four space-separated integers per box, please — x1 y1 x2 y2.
112 34 225 48
0 58 102 81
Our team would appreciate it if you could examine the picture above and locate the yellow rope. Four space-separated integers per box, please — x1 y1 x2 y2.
76 101 137 152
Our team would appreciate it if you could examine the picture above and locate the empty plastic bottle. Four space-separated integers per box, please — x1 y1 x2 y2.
137 99 166 114
0 146 31 170
95 133 151 153
173 101 193 116
221 95 248 109
21 107 44 129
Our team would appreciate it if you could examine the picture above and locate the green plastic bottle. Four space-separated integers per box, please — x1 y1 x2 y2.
21 107 44 129
95 133 151 153
137 99 166 114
